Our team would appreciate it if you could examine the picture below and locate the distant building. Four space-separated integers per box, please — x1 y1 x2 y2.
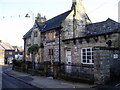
0 40 15 65
12 46 24 61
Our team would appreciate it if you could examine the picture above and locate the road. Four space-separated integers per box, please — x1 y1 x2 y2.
2 65 35 89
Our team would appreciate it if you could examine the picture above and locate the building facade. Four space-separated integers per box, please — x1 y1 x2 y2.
23 0 120 84
0 40 15 65
13 46 24 61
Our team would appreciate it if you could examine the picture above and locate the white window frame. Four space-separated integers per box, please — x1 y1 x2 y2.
81 47 94 64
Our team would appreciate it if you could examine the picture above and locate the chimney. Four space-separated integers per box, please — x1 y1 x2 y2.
71 0 91 38
36 13 46 24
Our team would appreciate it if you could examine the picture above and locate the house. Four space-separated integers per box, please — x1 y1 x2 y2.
0 40 15 65
23 0 120 84
12 46 24 61
23 13 46 63
23 0 91 63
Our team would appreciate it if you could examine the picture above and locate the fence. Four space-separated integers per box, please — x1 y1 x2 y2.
60 64 94 80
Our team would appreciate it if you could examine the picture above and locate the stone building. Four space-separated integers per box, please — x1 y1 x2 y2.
23 0 120 84
23 13 46 63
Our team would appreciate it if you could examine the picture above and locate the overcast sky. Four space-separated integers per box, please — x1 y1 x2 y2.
0 0 119 47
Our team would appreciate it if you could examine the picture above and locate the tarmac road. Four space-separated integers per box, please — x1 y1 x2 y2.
2 65 35 89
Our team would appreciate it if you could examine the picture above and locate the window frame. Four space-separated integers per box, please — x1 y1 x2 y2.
34 31 38 37
48 49 54 55
81 47 94 65
46 30 56 40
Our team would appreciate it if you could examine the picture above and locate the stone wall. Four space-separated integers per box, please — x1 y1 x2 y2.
0 50 5 65
93 47 120 85
62 65 94 80
93 48 110 85
42 30 61 63
62 33 119 65
110 50 120 80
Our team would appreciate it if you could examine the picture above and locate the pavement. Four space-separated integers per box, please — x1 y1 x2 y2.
3 68 94 89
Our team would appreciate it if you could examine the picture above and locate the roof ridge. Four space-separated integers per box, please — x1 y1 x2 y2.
46 10 72 22
88 18 119 25
0 44 5 49
23 10 72 38
42 10 72 32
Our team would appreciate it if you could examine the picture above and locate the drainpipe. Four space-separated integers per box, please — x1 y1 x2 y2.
73 2 76 39
58 25 63 72
59 27 61 66
23 39 26 62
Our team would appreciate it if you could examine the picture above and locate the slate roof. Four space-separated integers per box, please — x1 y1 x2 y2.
23 27 34 39
23 10 72 39
23 10 120 39
41 10 72 32
85 18 120 36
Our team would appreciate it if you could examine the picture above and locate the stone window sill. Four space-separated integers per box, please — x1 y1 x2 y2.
81 64 94 68
46 39 55 43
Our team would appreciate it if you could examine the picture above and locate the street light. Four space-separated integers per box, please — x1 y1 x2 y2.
25 11 35 25
25 10 35 75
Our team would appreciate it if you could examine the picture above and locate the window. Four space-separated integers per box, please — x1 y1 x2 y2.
49 49 54 55
27 38 31 45
9 52 12 55
113 54 118 59
34 32 38 37
48 49 54 64
81 47 94 64
46 31 56 40
65 49 72 65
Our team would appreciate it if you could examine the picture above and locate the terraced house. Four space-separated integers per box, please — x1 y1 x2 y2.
23 0 120 84
0 40 15 65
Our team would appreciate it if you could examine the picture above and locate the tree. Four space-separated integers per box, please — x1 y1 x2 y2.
28 44 40 54
27 44 40 75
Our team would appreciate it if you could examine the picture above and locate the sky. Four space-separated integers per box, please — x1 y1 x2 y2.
0 0 119 48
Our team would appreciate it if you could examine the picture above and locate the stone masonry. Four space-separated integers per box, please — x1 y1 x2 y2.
94 47 111 85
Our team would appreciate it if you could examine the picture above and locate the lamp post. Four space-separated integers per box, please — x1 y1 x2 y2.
25 10 35 25
25 10 35 75
23 39 26 62
32 51 35 76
